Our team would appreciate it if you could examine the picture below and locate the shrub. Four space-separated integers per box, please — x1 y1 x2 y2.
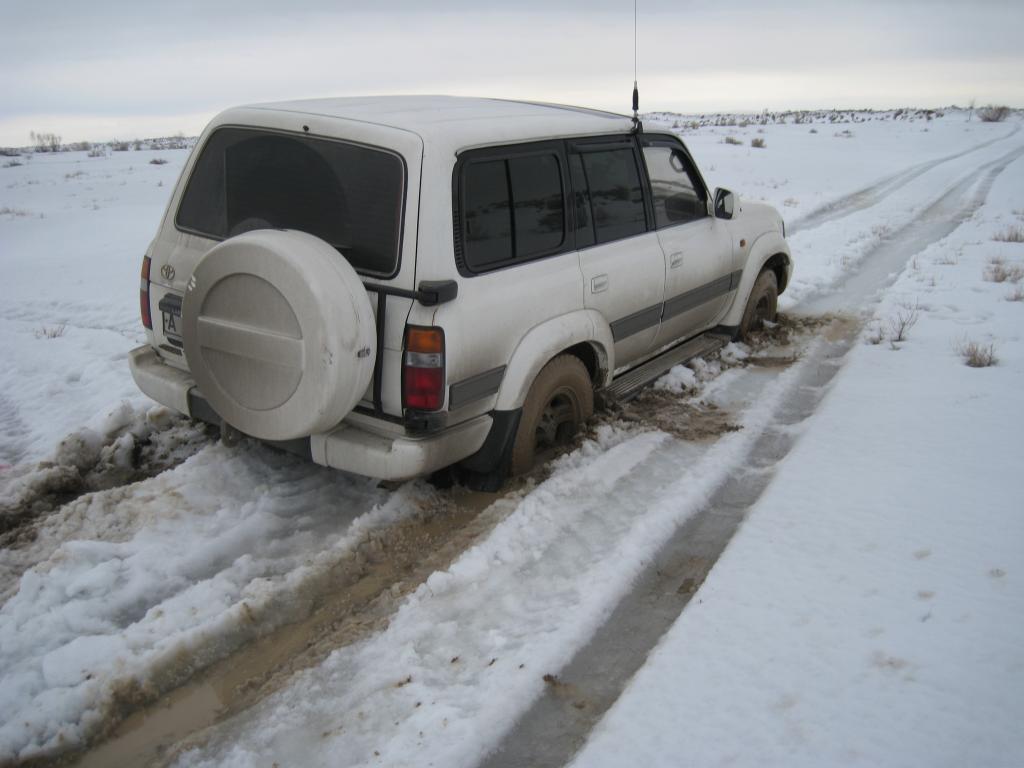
993 225 1024 243
149 157 168 165
30 131 62 152
978 105 1011 123
3 159 22 168
87 147 106 158
751 137 766 149
723 136 742 146
888 306 919 348
956 339 997 367
1006 284 1024 302
0 206 32 217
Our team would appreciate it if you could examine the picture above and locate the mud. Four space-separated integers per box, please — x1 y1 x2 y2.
54 484 513 768
746 311 844 348
601 312 848 442
614 391 741 441
0 414 213 550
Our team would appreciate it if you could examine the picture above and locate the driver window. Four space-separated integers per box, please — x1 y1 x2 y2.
642 145 706 228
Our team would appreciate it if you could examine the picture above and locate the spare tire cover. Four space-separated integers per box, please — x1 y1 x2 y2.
182 229 376 441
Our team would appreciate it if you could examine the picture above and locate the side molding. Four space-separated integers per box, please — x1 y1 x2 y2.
719 231 791 329
494 309 613 411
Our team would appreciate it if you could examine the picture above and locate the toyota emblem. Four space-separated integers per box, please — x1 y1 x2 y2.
160 264 175 281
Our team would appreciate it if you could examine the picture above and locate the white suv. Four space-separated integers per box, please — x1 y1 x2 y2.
130 96 791 486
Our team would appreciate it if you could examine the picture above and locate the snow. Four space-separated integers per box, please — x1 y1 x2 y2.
2 109 1023 765
0 148 188 465
569 149 1024 768
0 436 431 760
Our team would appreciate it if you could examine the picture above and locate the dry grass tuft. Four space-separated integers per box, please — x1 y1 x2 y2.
956 339 997 367
723 136 742 146
1006 284 1024 302
751 137 767 149
35 324 67 339
993 225 1024 243
983 256 1024 283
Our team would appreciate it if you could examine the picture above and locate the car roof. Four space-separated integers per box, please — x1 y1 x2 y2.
238 95 635 154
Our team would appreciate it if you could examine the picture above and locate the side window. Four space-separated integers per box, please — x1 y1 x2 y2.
642 145 707 228
577 147 646 244
461 152 565 272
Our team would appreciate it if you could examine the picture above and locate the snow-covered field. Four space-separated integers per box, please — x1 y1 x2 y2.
1 110 1022 766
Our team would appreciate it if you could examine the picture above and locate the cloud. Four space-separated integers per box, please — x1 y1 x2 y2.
1 1 1021 144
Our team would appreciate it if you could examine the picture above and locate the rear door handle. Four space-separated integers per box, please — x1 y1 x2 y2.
669 252 684 269
591 274 609 293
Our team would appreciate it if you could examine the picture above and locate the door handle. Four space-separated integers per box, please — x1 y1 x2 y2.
669 252 684 269
591 274 609 293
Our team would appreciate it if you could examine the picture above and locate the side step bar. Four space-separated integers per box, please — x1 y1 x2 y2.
604 332 732 403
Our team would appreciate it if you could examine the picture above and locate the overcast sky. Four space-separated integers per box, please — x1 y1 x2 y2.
1 0 1021 145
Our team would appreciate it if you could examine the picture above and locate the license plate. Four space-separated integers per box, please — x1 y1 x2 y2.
162 308 182 346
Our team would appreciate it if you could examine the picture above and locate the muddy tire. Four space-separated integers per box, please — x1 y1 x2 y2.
509 355 594 476
738 269 779 340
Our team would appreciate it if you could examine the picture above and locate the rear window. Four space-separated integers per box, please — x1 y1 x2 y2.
176 128 404 277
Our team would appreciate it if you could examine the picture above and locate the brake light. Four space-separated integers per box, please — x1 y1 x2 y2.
403 326 445 411
140 256 152 330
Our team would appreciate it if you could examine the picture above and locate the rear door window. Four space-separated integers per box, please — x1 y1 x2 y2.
576 146 647 244
176 128 405 277
460 149 566 273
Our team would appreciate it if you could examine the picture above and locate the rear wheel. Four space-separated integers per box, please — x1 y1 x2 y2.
738 269 779 340
509 355 594 476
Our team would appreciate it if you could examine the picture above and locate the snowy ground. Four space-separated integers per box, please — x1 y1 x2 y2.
1 110 1022 766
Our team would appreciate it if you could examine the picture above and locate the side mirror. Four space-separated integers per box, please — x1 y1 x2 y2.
714 188 735 220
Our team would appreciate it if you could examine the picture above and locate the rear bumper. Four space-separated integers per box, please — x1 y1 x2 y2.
128 345 491 480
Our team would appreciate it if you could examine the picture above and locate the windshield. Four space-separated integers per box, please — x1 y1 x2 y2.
176 127 405 277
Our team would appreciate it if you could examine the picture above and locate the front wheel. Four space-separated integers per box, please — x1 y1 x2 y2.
737 269 779 340
509 355 594 476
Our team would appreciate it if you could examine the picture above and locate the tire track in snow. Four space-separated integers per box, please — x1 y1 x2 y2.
480 139 1024 768
788 124 1019 235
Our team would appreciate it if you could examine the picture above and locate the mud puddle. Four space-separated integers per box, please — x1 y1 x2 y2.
57 485 514 768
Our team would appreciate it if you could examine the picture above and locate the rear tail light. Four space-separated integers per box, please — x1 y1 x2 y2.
403 326 445 411
140 256 152 330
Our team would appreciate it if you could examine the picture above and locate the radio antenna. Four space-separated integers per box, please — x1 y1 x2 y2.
631 0 642 133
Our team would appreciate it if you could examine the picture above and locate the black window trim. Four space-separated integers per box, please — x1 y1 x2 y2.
452 132 675 277
453 140 570 277
173 124 409 281
638 133 713 230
